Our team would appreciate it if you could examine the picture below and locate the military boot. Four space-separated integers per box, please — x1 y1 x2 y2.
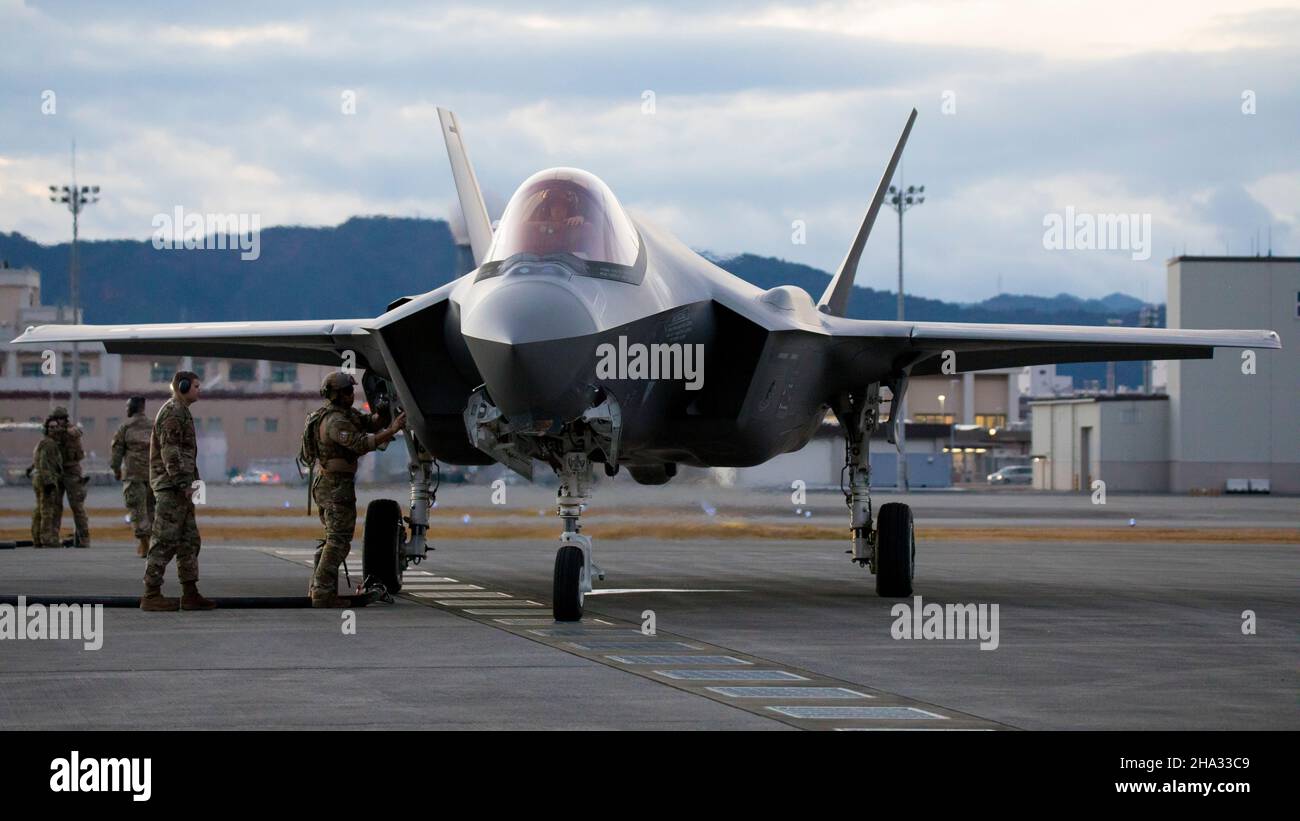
308 542 324 594
136 536 149 558
180 581 217 611
311 592 351 608
140 585 180 612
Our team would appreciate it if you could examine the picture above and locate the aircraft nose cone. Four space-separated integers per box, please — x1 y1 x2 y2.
461 277 599 422
461 276 597 346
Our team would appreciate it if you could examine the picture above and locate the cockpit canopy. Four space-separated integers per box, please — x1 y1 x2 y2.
486 168 640 268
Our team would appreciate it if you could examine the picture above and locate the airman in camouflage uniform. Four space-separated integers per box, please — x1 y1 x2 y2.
112 395 156 558
141 371 215 612
29 413 65 548
307 371 405 607
52 407 91 548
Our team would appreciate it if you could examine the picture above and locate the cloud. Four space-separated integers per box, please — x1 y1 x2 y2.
1 0 1297 302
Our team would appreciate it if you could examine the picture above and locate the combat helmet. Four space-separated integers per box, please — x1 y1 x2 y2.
320 371 357 401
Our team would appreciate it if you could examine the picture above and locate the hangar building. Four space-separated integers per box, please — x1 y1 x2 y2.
1031 256 1298 494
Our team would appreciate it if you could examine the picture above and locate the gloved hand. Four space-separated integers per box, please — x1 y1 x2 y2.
113 469 122 481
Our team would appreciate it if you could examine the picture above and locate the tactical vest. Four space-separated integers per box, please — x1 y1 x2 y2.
302 405 365 474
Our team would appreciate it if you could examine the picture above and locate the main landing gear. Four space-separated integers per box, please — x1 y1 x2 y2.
361 427 437 597
837 384 915 597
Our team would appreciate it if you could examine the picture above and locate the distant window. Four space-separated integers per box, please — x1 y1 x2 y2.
230 362 256 382
914 414 955 424
207 417 223 433
150 362 176 383
193 417 203 433
244 417 259 434
264 418 278 433
193 363 207 381
80 418 94 432
21 362 42 377
975 414 1007 428
61 360 91 377
270 363 297 384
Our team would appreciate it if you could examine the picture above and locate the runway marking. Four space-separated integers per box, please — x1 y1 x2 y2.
494 617 613 626
835 727 994 731
259 549 1011 730
708 686 871 699
606 654 751 666
463 608 551 616
413 591 510 599
656 670 808 682
585 588 744 595
768 706 947 720
399 584 483 591
567 641 702 651
400 573 1009 730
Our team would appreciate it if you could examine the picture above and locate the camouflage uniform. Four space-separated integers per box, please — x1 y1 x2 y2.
55 425 91 547
145 398 201 587
30 430 63 547
112 413 156 539
309 404 383 599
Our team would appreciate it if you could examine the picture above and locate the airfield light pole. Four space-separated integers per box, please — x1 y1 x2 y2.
48 142 100 423
888 183 924 491
887 183 925 322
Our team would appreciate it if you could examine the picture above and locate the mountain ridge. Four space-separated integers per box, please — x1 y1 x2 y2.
1 216 1159 387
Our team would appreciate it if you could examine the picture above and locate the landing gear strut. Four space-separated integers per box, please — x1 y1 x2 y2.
552 452 603 621
362 428 437 596
837 384 915 597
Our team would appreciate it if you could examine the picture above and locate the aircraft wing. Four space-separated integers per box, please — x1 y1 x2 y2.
9 319 376 368
823 316 1281 377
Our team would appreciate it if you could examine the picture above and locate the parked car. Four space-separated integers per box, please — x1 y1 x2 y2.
230 459 305 486
987 465 1033 485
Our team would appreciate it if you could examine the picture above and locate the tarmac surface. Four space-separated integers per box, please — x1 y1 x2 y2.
0 486 1296 730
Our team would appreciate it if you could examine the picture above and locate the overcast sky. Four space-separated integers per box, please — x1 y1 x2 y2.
1 0 1297 302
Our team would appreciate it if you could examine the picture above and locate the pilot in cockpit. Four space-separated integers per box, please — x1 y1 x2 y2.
487 169 640 267
532 188 586 234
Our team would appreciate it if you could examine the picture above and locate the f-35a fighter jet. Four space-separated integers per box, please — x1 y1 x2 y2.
13 108 1280 620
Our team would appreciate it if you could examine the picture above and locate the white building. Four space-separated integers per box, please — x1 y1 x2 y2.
1167 256 1299 493
1031 396 1170 491
1031 256 1297 494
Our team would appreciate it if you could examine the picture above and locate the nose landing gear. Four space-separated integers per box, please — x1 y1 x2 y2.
552 452 603 621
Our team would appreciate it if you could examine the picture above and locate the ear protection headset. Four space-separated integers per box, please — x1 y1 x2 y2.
178 376 192 394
